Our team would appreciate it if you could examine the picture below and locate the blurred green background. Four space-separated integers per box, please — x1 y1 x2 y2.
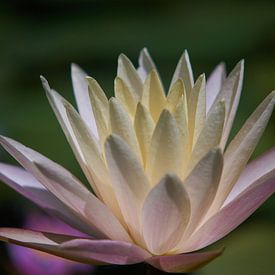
0 0 274 274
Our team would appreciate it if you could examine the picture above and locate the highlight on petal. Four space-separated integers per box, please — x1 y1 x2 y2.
71 63 99 139
117 54 143 101
147 248 224 273
142 174 190 255
0 228 150 265
170 50 194 97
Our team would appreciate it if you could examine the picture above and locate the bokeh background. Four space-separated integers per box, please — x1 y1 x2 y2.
0 0 274 274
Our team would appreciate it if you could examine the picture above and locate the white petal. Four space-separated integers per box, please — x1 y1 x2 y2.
134 103 155 166
0 163 93 235
206 63 226 113
65 102 125 223
115 77 137 117
109 97 141 161
224 148 275 205
170 50 194 97
142 70 166 121
188 74 206 146
174 149 223 253
142 174 190 255
105 135 150 244
71 64 99 139
117 54 143 101
137 48 157 82
213 91 275 210
189 101 225 170
146 110 182 185
0 136 131 242
87 77 109 143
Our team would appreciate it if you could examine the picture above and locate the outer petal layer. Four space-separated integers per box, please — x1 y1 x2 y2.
0 228 150 265
182 172 275 252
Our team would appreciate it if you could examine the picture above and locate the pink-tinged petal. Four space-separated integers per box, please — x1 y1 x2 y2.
0 228 150 265
60 239 151 265
207 60 244 149
137 48 157 82
213 91 275 209
220 60 244 148
0 163 95 235
182 174 275 252
71 63 99 139
206 63 226 113
0 136 131 242
147 248 224 273
142 174 190 255
225 148 275 204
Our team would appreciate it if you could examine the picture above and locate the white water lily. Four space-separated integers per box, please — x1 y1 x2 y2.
0 49 274 273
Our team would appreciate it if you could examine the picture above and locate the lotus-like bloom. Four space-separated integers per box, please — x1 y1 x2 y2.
0 49 274 273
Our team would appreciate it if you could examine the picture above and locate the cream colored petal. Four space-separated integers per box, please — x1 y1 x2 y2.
0 136 131 242
109 97 141 161
188 74 206 147
189 101 225 170
170 50 194 97
64 103 125 223
134 103 155 166
137 48 157 82
117 54 143 101
142 70 166 121
105 135 150 244
206 63 226 113
174 149 223 253
115 77 137 117
142 174 190 255
87 77 109 144
41 77 98 194
166 79 185 112
213 91 275 211
71 64 99 139
146 110 182 185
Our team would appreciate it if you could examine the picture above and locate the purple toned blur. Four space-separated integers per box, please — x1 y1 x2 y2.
7 211 94 275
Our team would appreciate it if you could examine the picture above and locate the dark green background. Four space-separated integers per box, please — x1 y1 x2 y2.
0 1 274 274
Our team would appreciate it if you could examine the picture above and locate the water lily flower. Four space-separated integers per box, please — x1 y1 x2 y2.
0 49 274 273
7 211 93 275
